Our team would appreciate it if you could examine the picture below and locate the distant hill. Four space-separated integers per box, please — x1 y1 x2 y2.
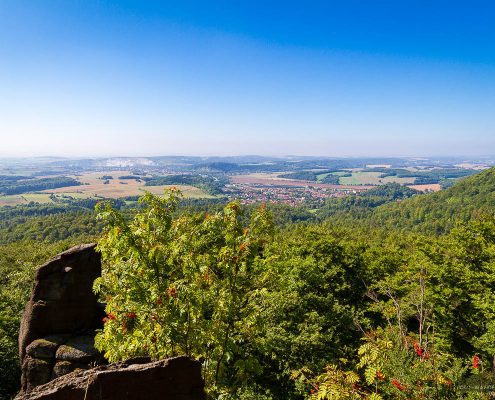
368 167 495 234
317 183 420 220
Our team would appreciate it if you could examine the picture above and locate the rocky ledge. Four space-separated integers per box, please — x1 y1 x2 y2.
21 334 104 391
16 356 206 400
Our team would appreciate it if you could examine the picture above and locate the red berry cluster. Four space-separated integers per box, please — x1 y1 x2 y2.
413 342 429 359
308 384 319 395
391 378 406 391
413 342 423 356
472 355 480 369
102 312 117 324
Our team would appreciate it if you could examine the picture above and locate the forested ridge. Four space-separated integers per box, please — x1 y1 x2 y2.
0 176 81 195
367 167 495 233
2 169 495 399
144 174 228 195
318 167 495 234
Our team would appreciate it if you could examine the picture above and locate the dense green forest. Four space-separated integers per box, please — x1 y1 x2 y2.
359 168 495 234
316 183 420 221
377 168 476 185
279 168 477 187
0 176 81 195
279 170 350 184
144 174 228 195
313 168 495 235
0 199 128 244
2 169 495 399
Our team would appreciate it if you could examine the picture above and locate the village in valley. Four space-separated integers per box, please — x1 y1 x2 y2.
0 155 492 207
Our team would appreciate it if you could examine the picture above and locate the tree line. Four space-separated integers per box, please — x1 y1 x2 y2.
2 169 495 399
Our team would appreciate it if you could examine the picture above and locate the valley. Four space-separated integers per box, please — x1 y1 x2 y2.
3 156 495 399
0 155 491 207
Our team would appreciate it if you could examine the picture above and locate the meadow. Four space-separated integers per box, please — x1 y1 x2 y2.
338 171 416 185
231 172 373 189
0 171 213 206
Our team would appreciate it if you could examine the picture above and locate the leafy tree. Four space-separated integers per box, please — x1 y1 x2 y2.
295 327 472 400
245 224 370 398
93 189 273 396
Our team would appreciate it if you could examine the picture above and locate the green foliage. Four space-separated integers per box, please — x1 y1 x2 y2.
0 210 101 244
368 167 495 233
247 224 369 398
279 171 321 181
362 183 419 199
0 176 81 195
300 327 470 400
308 326 495 400
0 199 129 244
317 183 420 220
0 175 29 187
292 365 361 399
144 174 228 195
376 167 476 184
298 214 495 400
320 173 346 184
3 168 495 399
93 189 273 396
316 168 495 234
278 170 348 184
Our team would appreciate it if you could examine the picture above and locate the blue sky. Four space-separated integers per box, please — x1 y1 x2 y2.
1 1 494 157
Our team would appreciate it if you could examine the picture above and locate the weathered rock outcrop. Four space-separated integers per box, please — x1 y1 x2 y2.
18 244 104 393
16 356 206 400
17 244 207 399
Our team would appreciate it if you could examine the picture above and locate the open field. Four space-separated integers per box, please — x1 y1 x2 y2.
237 172 286 180
315 171 350 182
316 173 332 182
44 185 212 199
234 172 414 188
407 184 441 192
339 171 416 185
138 185 213 198
0 171 214 206
0 169 445 207
231 173 373 190
47 171 213 198
0 195 33 206
0 192 99 206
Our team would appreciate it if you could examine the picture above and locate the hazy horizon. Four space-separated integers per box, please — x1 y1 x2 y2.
1 1 494 157
1 153 494 162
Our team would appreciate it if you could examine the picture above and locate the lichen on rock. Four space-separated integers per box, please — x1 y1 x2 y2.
55 336 98 362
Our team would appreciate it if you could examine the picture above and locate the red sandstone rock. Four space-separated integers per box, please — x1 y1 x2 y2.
18 244 103 393
16 356 206 400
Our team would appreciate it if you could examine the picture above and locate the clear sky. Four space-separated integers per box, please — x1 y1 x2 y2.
1 1 494 157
